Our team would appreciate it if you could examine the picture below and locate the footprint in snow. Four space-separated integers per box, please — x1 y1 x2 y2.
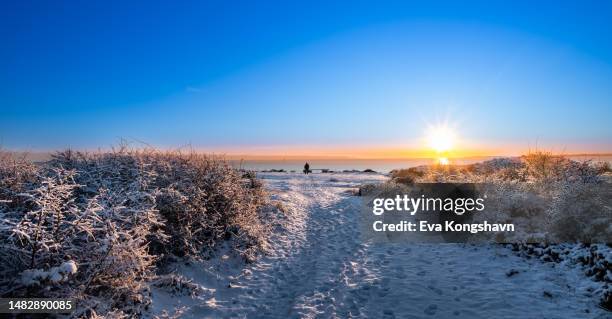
424 304 438 315
428 285 443 295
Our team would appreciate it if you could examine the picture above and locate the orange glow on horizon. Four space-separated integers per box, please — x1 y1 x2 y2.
13 141 609 160
194 142 611 160
191 144 548 160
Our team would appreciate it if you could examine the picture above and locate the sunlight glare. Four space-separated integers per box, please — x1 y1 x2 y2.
427 125 455 153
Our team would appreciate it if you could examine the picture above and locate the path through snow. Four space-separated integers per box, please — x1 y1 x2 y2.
151 172 607 318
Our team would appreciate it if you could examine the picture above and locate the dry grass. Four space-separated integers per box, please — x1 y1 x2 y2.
0 148 269 317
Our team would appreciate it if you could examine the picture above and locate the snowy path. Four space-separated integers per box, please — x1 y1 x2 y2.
152 173 607 318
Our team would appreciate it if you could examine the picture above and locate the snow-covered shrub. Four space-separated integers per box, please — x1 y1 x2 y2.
0 151 38 210
520 152 602 188
390 167 424 185
0 162 158 316
472 182 550 243
47 149 267 261
384 152 610 243
146 152 267 261
595 161 611 174
547 182 612 243
12 168 79 266
0 148 269 317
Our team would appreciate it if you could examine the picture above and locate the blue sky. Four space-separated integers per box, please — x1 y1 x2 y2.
1 1 611 155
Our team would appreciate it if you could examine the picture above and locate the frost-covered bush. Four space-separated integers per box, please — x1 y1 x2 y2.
0 151 38 210
389 167 424 185
140 151 268 261
387 152 611 243
547 182 612 243
0 148 268 317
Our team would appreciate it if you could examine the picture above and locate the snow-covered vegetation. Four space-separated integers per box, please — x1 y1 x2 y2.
389 152 611 243
387 152 612 310
0 148 269 317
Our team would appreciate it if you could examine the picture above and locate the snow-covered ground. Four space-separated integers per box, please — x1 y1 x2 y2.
150 172 608 318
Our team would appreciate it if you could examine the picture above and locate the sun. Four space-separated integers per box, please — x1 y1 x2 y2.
427 124 455 153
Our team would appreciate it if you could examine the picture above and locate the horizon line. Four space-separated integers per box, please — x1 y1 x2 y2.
3 148 612 162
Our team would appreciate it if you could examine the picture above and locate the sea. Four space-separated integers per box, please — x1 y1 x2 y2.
230 155 612 173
